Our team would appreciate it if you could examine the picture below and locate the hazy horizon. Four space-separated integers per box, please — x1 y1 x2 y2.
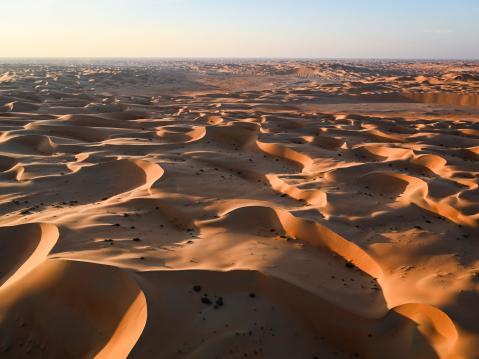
1 57 478 60
2 0 478 59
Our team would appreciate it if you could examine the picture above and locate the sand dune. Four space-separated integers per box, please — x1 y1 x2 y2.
0 259 146 358
129 269 453 359
0 223 58 287
0 60 478 358
0 134 57 154
0 154 18 172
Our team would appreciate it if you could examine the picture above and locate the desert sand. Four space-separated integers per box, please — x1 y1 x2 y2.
0 59 478 359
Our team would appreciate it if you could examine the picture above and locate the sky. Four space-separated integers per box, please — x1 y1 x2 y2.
1 0 478 59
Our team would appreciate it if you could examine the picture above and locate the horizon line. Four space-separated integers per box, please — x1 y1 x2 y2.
1 56 478 61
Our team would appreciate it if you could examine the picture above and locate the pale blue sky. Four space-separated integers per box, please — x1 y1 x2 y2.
1 0 478 58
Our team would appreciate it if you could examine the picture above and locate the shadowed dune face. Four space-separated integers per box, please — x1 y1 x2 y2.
0 134 57 155
129 269 445 359
0 223 58 288
0 260 146 359
0 155 18 172
0 60 478 358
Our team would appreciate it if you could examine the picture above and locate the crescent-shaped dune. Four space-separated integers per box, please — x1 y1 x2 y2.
312 134 346 150
129 269 453 359
156 125 206 144
0 259 147 359
51 158 164 196
0 155 18 172
0 134 57 154
1 101 40 113
0 223 59 288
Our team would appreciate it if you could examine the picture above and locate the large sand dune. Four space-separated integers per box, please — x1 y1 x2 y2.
0 59 478 358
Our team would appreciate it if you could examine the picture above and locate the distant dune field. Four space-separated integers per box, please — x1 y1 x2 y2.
0 60 478 359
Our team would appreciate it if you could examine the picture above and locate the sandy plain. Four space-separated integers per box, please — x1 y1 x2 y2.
0 59 479 359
